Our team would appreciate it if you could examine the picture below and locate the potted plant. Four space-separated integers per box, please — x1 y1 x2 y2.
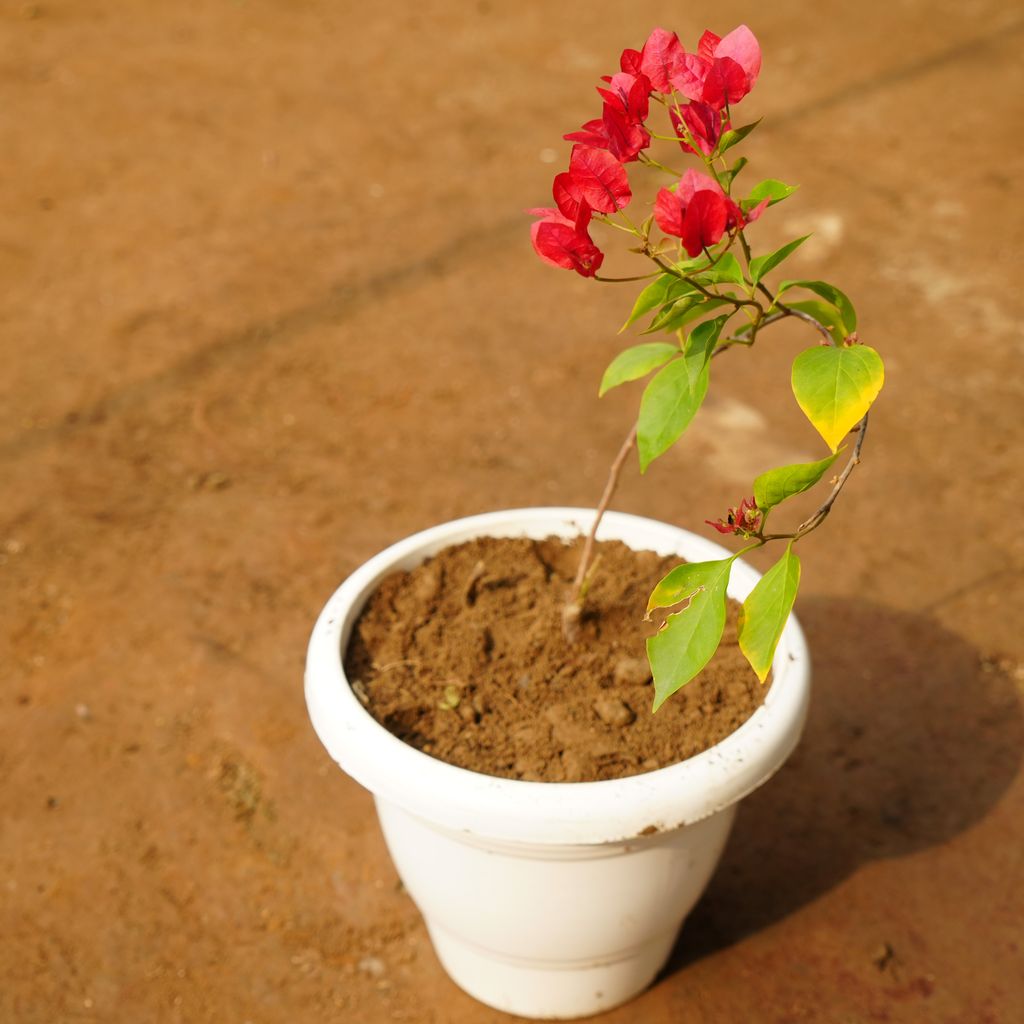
306 23 884 1019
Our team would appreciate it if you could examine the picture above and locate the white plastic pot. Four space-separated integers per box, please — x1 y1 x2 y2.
305 508 810 1019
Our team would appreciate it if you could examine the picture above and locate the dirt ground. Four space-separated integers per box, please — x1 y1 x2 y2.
2 1 1022 1022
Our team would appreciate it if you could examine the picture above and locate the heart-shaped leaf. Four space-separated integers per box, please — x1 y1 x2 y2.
791 344 884 452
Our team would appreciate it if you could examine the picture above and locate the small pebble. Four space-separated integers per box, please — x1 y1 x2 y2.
413 564 442 603
613 657 651 687
357 956 385 978
593 698 636 727
75 703 91 720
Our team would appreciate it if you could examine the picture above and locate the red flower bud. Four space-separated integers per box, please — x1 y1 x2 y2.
706 496 762 537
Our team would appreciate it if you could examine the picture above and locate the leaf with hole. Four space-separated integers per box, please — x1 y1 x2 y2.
647 557 734 710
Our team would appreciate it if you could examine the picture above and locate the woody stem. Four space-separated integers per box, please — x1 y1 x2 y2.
562 422 638 642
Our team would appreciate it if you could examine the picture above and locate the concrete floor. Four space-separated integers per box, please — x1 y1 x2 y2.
1 1 1022 1021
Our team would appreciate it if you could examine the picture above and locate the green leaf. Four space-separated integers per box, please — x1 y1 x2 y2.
721 156 748 189
749 235 810 286
674 253 713 274
646 558 734 710
685 315 730 363
791 344 885 452
718 119 761 156
695 252 745 286
743 178 799 210
621 274 692 332
778 279 857 334
599 342 679 396
637 341 711 472
674 295 734 330
784 299 845 343
738 545 801 683
753 451 841 511
642 293 703 334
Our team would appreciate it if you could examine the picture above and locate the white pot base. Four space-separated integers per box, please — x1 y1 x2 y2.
429 921 678 1020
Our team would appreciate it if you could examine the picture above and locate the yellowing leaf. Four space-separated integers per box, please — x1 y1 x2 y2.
791 344 884 452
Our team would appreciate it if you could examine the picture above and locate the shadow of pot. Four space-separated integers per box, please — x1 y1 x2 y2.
665 596 1023 971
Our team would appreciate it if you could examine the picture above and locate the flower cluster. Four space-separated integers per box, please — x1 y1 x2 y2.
705 496 763 537
530 25 762 275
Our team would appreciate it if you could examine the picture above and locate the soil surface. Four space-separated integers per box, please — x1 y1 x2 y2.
2 2 1023 1023
348 537 766 781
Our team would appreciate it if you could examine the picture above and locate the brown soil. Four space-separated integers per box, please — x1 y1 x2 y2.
346 536 767 782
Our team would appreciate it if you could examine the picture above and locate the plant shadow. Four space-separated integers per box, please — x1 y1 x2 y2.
664 596 1023 970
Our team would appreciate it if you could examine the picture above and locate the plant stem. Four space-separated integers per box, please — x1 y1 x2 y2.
648 253 762 311
775 301 834 345
594 272 660 283
562 421 638 642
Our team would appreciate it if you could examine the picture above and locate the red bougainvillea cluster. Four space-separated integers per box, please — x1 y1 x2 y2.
530 25 763 275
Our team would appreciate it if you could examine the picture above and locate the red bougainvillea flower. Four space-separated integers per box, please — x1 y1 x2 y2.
553 145 632 219
671 25 762 109
699 25 762 89
654 170 730 256
597 71 651 124
528 205 604 278
565 71 652 163
619 47 643 76
655 169 766 255
639 26 686 94
565 107 650 163
706 496 762 536
670 101 727 156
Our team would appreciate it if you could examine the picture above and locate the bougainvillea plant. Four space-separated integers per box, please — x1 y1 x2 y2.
531 24 885 711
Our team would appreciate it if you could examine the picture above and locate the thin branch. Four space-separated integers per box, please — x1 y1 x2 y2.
796 413 870 533
760 414 870 543
563 422 638 641
594 272 661 283
649 253 762 311
776 301 834 346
